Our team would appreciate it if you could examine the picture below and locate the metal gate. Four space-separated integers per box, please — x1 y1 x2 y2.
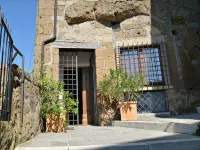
59 51 79 125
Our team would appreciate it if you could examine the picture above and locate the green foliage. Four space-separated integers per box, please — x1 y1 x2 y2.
99 68 144 103
34 65 78 119
195 124 200 136
63 122 69 127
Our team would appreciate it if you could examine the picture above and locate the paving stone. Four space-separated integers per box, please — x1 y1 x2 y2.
15 126 200 150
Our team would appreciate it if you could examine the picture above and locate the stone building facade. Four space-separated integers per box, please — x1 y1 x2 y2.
34 0 200 125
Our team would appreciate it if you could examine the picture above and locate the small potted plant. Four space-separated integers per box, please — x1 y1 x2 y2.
34 65 78 132
99 68 144 121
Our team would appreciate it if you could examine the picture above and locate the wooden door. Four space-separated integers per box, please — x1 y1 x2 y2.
82 68 93 125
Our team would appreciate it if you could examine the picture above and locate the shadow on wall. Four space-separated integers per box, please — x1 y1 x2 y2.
150 0 200 115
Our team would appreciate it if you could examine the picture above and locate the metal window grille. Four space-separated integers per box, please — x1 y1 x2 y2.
116 41 170 113
59 51 79 125
137 91 167 113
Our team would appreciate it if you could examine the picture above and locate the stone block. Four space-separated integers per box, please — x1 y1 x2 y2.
43 8 54 16
122 22 144 30
132 29 147 37
115 30 132 39
38 0 54 9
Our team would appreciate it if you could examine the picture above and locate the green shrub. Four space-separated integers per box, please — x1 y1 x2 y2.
195 124 200 136
99 68 144 103
34 65 78 119
98 68 144 124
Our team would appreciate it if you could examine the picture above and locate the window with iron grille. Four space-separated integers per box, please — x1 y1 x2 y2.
118 43 170 88
116 42 170 113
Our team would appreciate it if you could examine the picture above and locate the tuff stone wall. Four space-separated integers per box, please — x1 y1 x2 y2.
0 66 40 150
65 0 149 24
151 0 200 114
34 0 200 123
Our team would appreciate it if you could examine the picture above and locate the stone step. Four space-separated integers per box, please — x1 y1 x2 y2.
112 120 199 134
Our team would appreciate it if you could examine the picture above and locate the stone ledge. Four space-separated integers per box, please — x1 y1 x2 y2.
52 41 102 49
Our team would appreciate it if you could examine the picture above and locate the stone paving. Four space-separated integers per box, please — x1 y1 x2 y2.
15 126 200 150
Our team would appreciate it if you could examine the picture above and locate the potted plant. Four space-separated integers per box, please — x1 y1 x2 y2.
99 68 144 121
34 66 78 132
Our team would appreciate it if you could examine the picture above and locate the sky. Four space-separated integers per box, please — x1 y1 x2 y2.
0 0 37 72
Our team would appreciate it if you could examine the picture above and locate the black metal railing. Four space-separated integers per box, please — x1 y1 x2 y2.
0 9 24 122
0 11 14 121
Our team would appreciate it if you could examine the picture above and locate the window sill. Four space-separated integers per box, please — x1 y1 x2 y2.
139 85 173 91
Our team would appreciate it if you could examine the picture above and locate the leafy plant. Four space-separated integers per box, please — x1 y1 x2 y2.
34 65 78 120
98 68 144 124
195 123 200 136
99 68 144 103
63 122 69 127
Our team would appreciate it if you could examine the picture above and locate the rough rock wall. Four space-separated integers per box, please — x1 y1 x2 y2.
0 66 40 150
65 0 149 24
151 0 200 113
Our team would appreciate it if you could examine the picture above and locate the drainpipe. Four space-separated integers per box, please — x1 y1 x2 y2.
40 0 57 77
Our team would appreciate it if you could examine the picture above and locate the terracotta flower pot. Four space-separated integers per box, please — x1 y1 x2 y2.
46 111 65 132
119 101 137 121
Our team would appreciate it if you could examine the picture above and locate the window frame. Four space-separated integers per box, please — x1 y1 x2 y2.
119 44 165 86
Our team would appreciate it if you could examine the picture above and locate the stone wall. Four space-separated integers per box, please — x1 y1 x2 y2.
0 66 40 150
151 0 200 114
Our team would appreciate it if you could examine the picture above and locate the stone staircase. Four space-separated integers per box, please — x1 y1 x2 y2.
112 113 200 134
